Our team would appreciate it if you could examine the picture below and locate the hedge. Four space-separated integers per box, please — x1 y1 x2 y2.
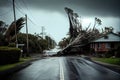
0 47 21 65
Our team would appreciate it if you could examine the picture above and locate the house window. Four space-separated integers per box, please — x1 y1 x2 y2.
91 44 94 48
93 44 94 48
90 44 92 48
97 43 101 48
106 43 110 48
110 43 114 48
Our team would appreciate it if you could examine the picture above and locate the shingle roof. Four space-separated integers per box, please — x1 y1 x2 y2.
92 32 120 42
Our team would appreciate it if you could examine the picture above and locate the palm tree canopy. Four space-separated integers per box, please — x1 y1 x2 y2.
5 17 25 41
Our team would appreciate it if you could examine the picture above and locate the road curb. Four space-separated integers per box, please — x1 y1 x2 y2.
92 60 120 74
0 60 32 79
82 56 120 74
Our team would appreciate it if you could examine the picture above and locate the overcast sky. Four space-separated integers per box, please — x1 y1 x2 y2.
0 0 120 43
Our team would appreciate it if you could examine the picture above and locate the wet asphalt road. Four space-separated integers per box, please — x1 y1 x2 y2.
6 57 120 80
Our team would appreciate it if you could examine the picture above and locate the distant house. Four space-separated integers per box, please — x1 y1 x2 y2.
90 32 120 55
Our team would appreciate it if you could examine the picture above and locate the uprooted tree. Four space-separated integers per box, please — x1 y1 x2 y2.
58 7 113 55
64 7 103 44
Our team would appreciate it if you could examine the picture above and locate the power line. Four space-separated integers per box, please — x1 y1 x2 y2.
16 1 25 13
3 0 39 28
19 0 29 12
9 2 37 27
16 6 26 15
0 9 12 17
16 7 39 27
16 0 40 27
15 7 38 27
15 0 40 27
0 0 13 17
0 13 12 24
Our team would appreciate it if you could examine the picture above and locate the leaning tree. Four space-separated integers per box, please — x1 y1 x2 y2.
5 17 25 42
65 7 81 42
60 7 103 55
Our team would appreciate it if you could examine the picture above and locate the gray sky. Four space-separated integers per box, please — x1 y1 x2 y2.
0 0 120 43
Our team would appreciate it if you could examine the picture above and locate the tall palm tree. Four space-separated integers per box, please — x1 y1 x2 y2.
65 7 74 38
64 7 80 40
5 17 25 42
93 17 102 30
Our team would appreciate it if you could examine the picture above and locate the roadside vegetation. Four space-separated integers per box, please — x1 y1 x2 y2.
0 18 56 54
0 17 57 67
0 57 31 71
92 57 120 66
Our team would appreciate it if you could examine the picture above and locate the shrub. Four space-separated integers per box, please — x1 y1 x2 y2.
116 46 120 58
8 43 16 47
105 49 114 58
0 47 21 65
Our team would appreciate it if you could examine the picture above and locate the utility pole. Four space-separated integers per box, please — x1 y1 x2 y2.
41 26 45 39
13 0 18 48
47 36 49 49
25 14 29 56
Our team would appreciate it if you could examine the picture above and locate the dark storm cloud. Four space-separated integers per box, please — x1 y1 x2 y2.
73 0 120 17
0 0 120 17
0 0 9 7
25 0 120 17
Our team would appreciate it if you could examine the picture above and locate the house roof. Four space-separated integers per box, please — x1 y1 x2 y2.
92 32 120 42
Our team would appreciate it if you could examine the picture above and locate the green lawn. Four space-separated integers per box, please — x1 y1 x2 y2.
92 58 120 66
0 57 31 71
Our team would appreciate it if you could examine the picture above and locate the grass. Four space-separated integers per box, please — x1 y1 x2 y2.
0 57 31 71
92 57 120 66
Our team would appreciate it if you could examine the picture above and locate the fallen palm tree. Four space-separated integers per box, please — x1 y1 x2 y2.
58 7 103 55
